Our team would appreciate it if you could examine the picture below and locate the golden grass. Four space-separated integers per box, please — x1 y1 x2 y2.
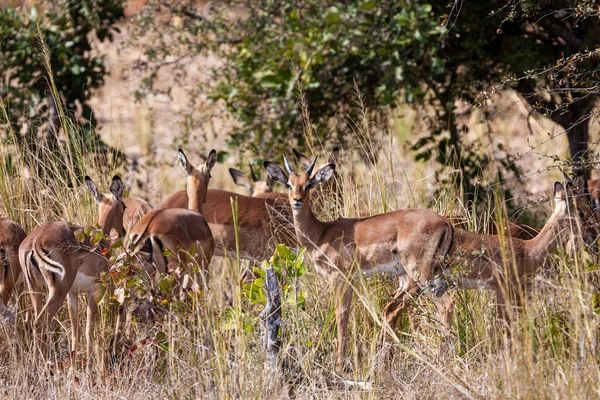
1 40 600 400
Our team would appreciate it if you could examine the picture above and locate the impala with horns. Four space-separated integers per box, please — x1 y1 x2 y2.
229 163 275 197
264 155 454 371
385 174 599 335
293 148 343 212
128 149 215 277
19 175 126 361
0 218 26 312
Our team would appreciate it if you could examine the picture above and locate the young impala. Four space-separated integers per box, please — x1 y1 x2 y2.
385 175 599 334
19 175 126 361
264 156 455 371
128 149 215 278
0 218 26 311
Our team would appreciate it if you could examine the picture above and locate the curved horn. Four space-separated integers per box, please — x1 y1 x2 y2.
306 155 318 176
558 166 573 184
283 155 294 175
249 163 259 182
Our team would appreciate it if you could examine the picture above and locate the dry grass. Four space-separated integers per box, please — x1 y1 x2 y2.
2 18 600 400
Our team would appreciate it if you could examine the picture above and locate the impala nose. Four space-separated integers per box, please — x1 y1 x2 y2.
292 198 302 209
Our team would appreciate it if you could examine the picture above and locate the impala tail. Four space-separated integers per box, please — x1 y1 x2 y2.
32 237 66 281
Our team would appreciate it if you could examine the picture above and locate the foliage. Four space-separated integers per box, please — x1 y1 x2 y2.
130 0 444 156
434 0 600 172
243 244 308 312
0 0 123 151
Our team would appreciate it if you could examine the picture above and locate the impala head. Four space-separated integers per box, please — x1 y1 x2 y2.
85 175 125 237
178 148 217 204
264 155 335 212
229 163 274 196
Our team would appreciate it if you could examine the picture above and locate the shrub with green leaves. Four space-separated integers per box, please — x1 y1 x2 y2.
0 0 123 150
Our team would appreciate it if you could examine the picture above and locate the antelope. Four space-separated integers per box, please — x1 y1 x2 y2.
449 216 540 240
155 180 294 264
229 164 275 197
128 149 215 277
293 148 343 212
19 176 125 361
86 175 152 233
0 218 26 310
385 175 599 335
264 156 455 371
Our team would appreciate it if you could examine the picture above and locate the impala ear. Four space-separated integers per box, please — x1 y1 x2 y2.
554 182 566 201
292 148 312 169
594 197 600 211
205 149 217 171
265 174 275 191
264 161 288 185
110 175 124 201
85 176 103 204
178 149 194 176
229 168 253 192
307 164 335 189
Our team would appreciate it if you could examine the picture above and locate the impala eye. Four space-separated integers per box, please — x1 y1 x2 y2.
579 210 585 219
285 182 292 190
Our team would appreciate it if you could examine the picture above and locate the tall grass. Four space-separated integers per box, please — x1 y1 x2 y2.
2 54 600 399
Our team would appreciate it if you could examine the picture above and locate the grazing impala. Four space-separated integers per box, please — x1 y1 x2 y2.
128 149 215 277
264 156 455 371
0 218 26 308
385 175 599 334
19 176 125 361
229 164 275 197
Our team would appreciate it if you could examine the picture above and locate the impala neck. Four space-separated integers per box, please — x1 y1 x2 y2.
525 211 574 267
187 177 205 214
292 192 326 250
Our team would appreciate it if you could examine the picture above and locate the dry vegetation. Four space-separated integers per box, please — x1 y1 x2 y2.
2 11 600 400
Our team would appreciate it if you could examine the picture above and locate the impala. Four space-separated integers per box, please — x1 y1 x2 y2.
155 174 294 264
86 175 152 233
293 148 343 212
19 175 125 361
385 175 599 334
0 218 26 309
264 156 455 370
229 163 275 197
128 149 215 277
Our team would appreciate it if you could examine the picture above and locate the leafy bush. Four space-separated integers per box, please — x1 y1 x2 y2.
0 0 123 151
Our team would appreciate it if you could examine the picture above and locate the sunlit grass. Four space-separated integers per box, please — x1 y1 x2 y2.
1 45 600 400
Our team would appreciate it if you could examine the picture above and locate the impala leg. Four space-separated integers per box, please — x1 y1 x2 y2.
67 291 79 363
425 290 454 360
332 272 353 372
34 287 69 359
86 284 102 363
383 277 420 335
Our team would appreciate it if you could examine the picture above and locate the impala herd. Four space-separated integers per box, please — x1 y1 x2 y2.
0 147 598 372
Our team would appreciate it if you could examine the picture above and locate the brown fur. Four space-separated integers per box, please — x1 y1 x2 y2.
386 177 599 333
129 149 216 276
265 158 454 371
18 176 126 361
155 188 294 262
0 218 26 306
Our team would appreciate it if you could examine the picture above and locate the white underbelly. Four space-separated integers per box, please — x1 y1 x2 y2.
71 272 96 293
361 261 406 277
